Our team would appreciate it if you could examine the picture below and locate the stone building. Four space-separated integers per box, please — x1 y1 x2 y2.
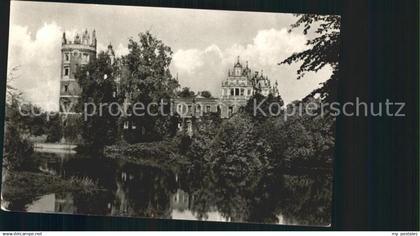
59 30 117 143
219 56 279 117
59 30 97 115
173 57 280 120
172 57 280 135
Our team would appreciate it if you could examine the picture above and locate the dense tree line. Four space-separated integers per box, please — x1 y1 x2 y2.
75 32 180 151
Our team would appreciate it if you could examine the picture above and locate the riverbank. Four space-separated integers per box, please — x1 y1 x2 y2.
104 140 190 172
34 143 77 150
2 170 103 211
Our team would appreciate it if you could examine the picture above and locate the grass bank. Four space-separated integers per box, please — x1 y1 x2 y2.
104 140 190 172
2 171 102 211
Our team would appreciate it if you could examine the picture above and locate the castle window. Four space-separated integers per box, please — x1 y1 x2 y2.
64 67 69 76
248 89 251 95
64 53 70 62
196 104 201 115
64 85 68 92
235 88 239 96
230 89 234 96
206 105 211 112
82 53 89 64
228 106 234 116
240 88 244 96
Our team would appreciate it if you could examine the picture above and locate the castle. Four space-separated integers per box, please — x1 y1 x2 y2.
172 56 279 120
59 29 115 115
59 30 96 114
58 30 280 136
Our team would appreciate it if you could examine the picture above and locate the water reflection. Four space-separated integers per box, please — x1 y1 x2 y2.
4 151 332 226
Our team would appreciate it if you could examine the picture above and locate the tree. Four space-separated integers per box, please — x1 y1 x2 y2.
275 99 335 168
244 93 284 122
75 52 119 151
186 112 222 164
3 67 33 170
280 14 340 103
211 114 271 189
200 90 212 98
119 31 180 142
177 87 195 98
62 115 82 144
45 114 62 143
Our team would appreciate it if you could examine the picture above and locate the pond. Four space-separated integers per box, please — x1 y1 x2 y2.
1 150 332 226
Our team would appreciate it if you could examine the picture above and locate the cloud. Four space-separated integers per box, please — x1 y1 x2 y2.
115 43 129 57
8 22 62 111
171 28 333 104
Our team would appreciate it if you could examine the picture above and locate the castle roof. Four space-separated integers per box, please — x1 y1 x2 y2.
234 56 243 68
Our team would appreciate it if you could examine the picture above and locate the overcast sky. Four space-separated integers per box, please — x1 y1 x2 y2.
8 1 332 111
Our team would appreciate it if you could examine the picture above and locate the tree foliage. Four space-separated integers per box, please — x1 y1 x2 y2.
211 114 271 188
45 114 62 143
280 14 340 102
75 52 119 151
119 31 180 142
177 87 195 98
3 68 33 170
244 93 284 122
200 90 212 98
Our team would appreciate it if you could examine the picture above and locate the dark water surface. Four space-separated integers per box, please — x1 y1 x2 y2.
2 150 332 226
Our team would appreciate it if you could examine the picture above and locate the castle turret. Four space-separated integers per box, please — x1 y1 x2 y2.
62 32 67 45
82 29 90 45
59 29 97 115
107 43 115 65
272 81 279 97
92 29 97 48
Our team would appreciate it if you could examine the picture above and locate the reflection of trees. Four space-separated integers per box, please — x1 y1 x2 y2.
178 164 217 221
62 156 118 190
111 163 177 218
179 159 332 225
247 173 285 224
280 173 333 226
73 190 113 216
213 186 248 223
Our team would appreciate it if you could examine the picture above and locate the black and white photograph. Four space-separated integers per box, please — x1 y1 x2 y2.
1 1 340 226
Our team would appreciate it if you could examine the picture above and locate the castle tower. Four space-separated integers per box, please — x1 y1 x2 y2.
59 30 97 115
221 57 254 101
220 57 255 118
106 43 115 65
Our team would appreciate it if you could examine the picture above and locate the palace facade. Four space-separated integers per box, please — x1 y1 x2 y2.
172 57 279 119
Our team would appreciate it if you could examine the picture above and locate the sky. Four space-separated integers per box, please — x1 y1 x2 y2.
7 1 333 111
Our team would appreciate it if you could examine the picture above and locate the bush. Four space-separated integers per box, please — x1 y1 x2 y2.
210 114 271 189
3 124 33 170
